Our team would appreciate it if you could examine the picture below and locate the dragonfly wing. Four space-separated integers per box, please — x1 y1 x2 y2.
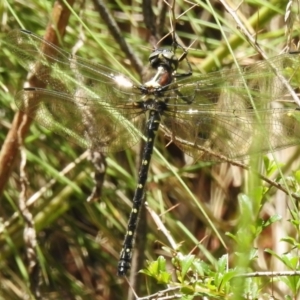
16 88 144 152
163 108 300 161
3 29 141 102
171 51 300 109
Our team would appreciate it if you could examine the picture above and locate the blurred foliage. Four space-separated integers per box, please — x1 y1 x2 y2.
1 0 300 299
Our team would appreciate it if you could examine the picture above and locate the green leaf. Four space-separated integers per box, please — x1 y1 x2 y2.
262 214 282 228
140 256 171 284
281 237 300 248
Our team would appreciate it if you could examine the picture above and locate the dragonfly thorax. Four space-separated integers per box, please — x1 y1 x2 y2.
142 98 168 113
143 65 173 92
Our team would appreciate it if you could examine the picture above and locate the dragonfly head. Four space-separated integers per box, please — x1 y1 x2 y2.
149 49 179 73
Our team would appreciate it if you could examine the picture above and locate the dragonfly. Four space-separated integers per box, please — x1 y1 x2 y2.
3 29 300 276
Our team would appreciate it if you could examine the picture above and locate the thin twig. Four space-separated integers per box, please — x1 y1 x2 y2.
234 270 300 278
18 115 40 299
137 286 182 300
145 202 178 250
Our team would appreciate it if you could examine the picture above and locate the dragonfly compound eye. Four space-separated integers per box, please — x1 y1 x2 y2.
149 49 178 70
